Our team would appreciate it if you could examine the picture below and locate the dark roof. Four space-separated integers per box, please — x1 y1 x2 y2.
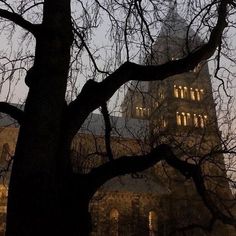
0 105 149 139
80 113 149 139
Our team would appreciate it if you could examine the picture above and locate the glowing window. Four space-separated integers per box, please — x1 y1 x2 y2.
183 87 188 98
149 211 157 236
179 86 184 99
199 115 204 128
162 119 167 128
176 112 181 126
200 89 204 100
195 89 200 101
174 85 179 98
186 113 191 126
160 91 164 99
190 88 195 100
182 112 187 126
110 209 119 236
193 114 198 127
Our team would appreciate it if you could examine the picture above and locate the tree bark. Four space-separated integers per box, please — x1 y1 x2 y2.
6 1 74 235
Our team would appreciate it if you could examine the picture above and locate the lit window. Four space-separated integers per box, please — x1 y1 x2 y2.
160 91 164 99
135 107 139 116
195 89 200 101
176 112 181 126
179 86 184 99
136 106 150 117
204 115 208 125
174 85 178 98
200 89 204 100
163 119 167 127
140 107 144 117
161 118 167 128
193 114 198 127
184 87 188 98
199 115 204 128
149 211 158 236
186 113 191 126
190 88 195 100
110 209 119 236
181 112 187 126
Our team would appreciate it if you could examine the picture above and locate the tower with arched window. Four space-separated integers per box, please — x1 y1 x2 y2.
119 2 234 236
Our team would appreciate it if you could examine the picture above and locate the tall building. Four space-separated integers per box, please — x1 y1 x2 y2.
0 4 235 236
89 4 234 236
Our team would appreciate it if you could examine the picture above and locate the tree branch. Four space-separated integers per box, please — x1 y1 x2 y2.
66 0 230 138
162 146 236 228
100 103 113 161
0 102 24 125
0 9 38 35
87 144 170 192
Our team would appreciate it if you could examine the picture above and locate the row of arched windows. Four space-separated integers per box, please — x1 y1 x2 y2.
109 209 158 236
174 85 204 101
135 106 150 117
176 112 207 128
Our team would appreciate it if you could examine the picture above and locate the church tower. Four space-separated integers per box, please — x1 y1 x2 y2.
120 2 234 236
122 2 220 150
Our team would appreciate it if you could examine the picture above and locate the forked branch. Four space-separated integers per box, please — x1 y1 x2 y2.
0 9 39 35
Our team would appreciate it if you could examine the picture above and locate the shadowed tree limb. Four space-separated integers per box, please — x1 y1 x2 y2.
85 143 236 229
162 146 236 228
87 144 171 193
0 9 39 35
0 102 24 125
101 103 113 161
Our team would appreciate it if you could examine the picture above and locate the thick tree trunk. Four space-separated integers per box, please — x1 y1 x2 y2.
5 1 76 236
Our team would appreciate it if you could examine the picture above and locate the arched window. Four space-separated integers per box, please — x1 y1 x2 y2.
190 88 195 100
181 112 187 126
195 89 200 101
179 86 184 99
176 112 181 126
186 113 191 126
198 115 204 128
200 89 204 100
148 211 157 236
193 114 198 127
183 86 188 98
174 85 179 98
109 209 119 236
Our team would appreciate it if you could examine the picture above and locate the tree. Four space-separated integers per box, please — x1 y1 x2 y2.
0 0 234 236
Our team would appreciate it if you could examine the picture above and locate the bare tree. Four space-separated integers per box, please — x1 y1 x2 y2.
0 0 234 236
